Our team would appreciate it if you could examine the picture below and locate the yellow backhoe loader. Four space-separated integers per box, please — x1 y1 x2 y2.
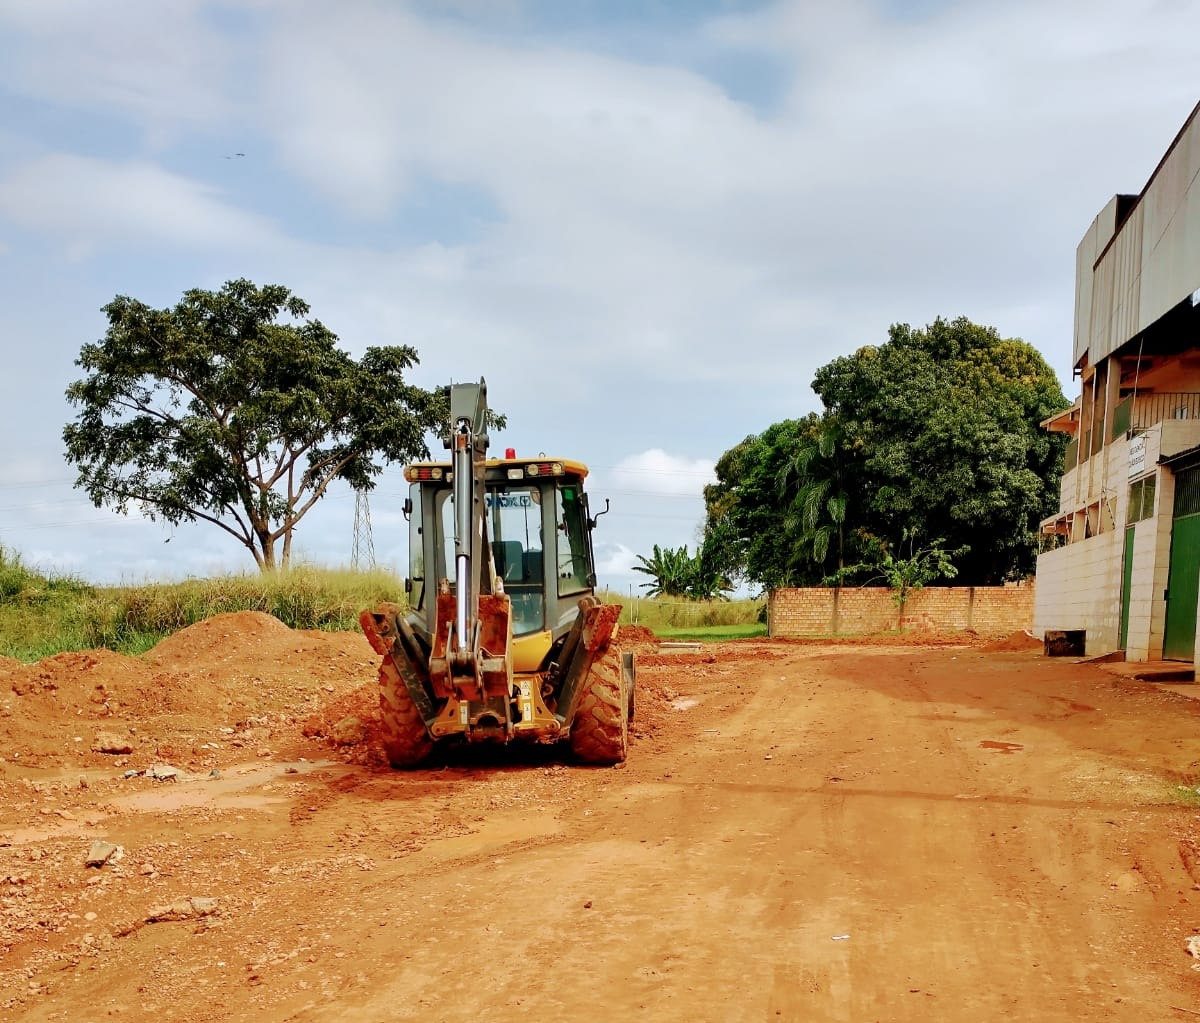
359 378 635 767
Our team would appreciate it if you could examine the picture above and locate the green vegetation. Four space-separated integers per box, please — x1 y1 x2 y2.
1168 783 1200 808
705 316 1070 589
0 546 98 661
0 546 404 662
1 556 762 663
63 279 458 572
655 623 767 641
631 542 731 600
602 591 764 631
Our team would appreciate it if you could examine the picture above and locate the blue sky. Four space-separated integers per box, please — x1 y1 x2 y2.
0 0 1197 592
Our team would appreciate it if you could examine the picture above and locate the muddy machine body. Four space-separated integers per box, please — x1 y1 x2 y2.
360 379 634 766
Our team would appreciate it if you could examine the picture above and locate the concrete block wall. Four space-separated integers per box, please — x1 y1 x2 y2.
1033 531 1124 654
834 588 904 634
769 585 1035 638
1033 419 1191 662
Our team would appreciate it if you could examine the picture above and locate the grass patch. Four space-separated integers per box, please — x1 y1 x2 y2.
0 548 762 662
655 623 768 642
0 548 406 662
600 591 765 630
1168 782 1200 808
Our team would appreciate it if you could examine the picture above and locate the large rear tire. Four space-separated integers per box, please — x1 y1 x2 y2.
569 649 628 765
378 659 434 768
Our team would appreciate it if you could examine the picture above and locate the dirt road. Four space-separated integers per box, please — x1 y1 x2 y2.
2 615 1200 1021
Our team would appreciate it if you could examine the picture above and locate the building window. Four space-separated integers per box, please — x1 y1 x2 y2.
1128 473 1157 524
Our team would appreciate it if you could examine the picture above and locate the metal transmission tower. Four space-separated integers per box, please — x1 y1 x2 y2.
351 489 376 570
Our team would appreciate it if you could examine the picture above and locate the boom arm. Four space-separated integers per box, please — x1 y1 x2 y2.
446 378 491 652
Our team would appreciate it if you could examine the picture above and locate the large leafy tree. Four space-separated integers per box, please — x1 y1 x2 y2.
703 418 811 590
64 279 445 571
780 415 857 579
705 317 1069 589
813 316 1068 583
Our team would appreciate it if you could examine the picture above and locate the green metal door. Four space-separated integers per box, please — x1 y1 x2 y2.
1163 468 1200 660
1119 526 1135 650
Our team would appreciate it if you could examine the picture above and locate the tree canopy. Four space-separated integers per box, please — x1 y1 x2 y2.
705 317 1069 589
63 279 446 571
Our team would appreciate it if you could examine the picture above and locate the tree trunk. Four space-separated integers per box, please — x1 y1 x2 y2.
833 526 844 634
281 521 294 571
257 530 276 573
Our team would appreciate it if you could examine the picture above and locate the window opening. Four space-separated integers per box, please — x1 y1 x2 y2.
556 484 592 596
408 484 425 612
1128 473 1157 524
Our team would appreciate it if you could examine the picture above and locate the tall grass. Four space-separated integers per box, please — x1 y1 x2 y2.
0 549 406 662
598 590 765 630
0 545 99 661
0 553 765 663
83 566 405 645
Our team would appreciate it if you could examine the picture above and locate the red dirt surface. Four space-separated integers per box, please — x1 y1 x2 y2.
2 618 1200 1021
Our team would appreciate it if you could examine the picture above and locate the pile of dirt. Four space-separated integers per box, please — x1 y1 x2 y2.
637 641 785 669
1 611 676 776
0 612 379 772
616 624 659 651
145 610 295 666
980 630 1043 653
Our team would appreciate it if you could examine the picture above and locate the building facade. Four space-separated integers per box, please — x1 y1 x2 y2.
1035 101 1200 661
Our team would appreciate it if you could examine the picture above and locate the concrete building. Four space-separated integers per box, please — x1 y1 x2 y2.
1035 100 1200 661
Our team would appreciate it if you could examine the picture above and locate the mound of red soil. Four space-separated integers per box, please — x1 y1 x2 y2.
1 613 379 772
617 624 659 651
980 630 1043 653
146 610 294 666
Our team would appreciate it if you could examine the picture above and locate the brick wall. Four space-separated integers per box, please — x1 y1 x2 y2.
768 584 1036 638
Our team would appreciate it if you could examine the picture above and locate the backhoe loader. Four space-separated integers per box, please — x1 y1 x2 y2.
359 378 635 767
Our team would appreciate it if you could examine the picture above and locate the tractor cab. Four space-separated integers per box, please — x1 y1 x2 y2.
403 456 601 667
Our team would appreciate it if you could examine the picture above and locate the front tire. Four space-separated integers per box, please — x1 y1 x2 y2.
378 658 434 768
569 649 629 765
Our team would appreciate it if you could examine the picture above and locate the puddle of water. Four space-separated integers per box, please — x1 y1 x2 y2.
979 740 1024 754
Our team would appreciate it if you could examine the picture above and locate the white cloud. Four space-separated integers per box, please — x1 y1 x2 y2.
595 541 639 578
238 0 1200 402
610 450 716 498
0 0 239 142
0 155 280 252
0 0 1197 586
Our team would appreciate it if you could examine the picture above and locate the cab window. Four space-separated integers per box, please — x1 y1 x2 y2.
487 486 545 635
556 483 591 596
408 484 424 611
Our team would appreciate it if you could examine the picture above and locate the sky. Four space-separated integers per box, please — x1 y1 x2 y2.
0 0 1197 596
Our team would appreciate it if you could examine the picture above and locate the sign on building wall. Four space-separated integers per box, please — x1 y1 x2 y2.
1128 434 1147 479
